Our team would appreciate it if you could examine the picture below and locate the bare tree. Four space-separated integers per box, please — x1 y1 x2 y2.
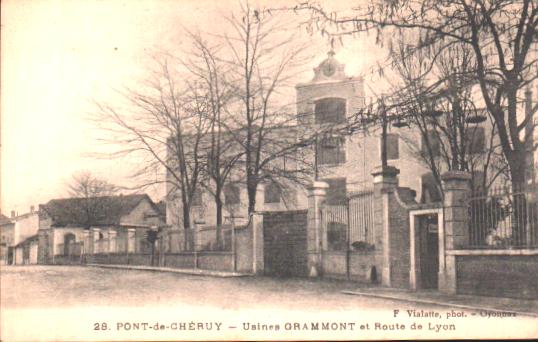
386 42 508 199
93 57 209 246
298 0 537 188
218 3 315 214
180 31 242 231
66 170 118 227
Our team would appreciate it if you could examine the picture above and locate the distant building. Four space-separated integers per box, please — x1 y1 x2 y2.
0 213 15 265
38 194 166 264
0 209 40 265
166 52 509 233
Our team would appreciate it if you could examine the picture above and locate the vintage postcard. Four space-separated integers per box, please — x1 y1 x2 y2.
1 0 537 340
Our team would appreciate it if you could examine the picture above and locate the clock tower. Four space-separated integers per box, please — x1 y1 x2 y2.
295 51 365 126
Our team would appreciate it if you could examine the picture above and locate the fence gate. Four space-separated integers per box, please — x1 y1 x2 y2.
320 191 375 279
321 191 375 252
263 210 308 277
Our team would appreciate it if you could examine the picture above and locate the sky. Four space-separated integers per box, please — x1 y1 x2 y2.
1 0 385 215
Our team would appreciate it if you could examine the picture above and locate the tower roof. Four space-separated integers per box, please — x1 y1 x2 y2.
311 50 346 82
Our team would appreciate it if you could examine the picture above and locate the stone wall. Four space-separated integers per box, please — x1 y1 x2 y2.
76 224 256 274
321 251 378 282
456 254 538 299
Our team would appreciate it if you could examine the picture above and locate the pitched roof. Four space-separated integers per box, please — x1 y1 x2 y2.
42 194 153 227
14 234 39 248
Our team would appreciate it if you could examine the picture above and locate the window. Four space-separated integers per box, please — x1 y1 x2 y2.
323 178 347 205
421 130 441 157
224 184 240 205
464 126 485 154
384 133 399 160
264 181 281 204
315 98 346 124
191 189 203 207
420 173 442 204
317 135 346 165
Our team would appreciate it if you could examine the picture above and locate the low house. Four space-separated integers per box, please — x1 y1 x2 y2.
0 213 14 265
38 194 166 264
1 209 40 265
13 234 39 265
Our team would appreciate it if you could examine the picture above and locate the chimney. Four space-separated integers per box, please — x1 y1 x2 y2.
30 205 35 213
11 210 15 218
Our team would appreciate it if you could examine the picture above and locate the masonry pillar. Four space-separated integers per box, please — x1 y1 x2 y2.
91 228 101 254
251 213 264 275
439 171 471 294
108 230 117 253
37 229 50 264
82 230 90 255
127 228 136 253
371 165 400 287
306 181 329 277
167 229 181 253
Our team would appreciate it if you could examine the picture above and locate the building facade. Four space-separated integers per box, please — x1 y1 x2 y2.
38 194 166 264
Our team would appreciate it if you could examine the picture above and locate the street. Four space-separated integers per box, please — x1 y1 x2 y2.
2 265 537 341
1 265 439 311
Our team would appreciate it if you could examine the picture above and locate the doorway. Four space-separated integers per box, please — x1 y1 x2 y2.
419 214 439 289
409 208 443 291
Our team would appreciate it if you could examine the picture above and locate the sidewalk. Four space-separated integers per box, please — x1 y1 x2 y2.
86 263 251 278
342 287 538 317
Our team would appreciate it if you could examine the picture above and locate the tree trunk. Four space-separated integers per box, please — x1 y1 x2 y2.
215 191 223 250
182 204 191 251
509 150 528 246
247 180 257 215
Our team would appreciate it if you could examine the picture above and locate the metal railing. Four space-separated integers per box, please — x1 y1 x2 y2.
468 184 538 249
321 190 375 251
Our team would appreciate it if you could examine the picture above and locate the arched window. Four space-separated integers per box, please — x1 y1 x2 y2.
315 98 346 124
63 233 76 256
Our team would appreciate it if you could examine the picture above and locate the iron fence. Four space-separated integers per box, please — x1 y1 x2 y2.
321 190 375 251
468 184 538 249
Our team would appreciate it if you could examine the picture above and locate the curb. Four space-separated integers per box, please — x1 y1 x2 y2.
341 290 538 318
86 263 251 278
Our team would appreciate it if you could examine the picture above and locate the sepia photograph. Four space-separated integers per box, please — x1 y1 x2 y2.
1 0 537 340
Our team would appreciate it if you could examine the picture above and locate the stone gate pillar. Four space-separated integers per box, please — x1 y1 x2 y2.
439 171 471 294
91 228 101 254
306 181 329 277
251 213 264 275
371 165 400 287
83 230 91 255
127 228 136 253
108 230 117 253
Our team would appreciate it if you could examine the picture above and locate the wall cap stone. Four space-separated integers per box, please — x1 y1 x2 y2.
307 181 330 190
441 171 472 181
371 165 400 178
